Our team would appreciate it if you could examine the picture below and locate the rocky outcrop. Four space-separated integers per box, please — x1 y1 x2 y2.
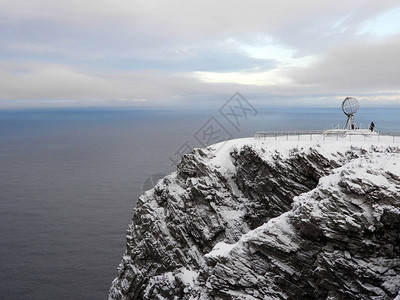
109 139 400 300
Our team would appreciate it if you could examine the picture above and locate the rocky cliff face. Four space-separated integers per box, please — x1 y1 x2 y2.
109 138 400 300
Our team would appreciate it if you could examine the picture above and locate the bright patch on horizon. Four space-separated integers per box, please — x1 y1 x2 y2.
190 38 316 86
238 43 316 68
223 38 317 68
192 69 292 86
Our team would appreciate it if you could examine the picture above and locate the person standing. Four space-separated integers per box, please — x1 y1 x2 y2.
370 122 375 131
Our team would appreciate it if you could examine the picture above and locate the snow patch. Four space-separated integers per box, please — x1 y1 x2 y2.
205 241 236 259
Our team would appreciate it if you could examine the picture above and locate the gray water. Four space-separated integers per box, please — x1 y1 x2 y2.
0 106 399 299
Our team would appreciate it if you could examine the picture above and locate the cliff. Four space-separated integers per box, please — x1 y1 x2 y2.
109 138 400 300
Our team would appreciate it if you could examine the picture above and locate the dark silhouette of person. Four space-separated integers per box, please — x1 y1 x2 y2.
370 122 375 131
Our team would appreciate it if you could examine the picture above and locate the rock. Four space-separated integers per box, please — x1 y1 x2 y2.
109 139 400 300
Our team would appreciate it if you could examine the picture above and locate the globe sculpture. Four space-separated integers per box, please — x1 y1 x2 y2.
342 97 359 130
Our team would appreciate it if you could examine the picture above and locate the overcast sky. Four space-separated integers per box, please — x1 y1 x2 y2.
1 0 400 109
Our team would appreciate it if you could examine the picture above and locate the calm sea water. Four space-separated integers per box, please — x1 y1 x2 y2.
0 106 399 299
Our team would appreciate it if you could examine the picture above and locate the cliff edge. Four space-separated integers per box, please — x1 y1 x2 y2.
109 138 400 300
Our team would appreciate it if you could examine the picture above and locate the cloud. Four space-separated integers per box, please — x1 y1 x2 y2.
99 47 277 72
269 1 400 56
0 61 256 108
3 1 399 48
1 1 400 108
285 35 400 92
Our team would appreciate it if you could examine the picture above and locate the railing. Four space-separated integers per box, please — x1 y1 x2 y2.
254 130 400 143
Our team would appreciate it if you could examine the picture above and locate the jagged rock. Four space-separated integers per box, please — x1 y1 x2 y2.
109 139 400 300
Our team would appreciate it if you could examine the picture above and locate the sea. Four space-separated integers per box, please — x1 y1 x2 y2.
0 106 399 299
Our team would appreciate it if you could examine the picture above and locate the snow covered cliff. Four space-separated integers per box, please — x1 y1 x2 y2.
109 137 400 300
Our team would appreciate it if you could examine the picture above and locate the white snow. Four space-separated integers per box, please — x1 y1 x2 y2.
178 267 199 287
205 241 236 259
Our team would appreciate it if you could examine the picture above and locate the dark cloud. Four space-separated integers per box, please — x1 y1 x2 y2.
286 35 400 91
0 62 252 106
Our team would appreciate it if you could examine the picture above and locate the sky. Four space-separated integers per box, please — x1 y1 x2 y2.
1 0 400 109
